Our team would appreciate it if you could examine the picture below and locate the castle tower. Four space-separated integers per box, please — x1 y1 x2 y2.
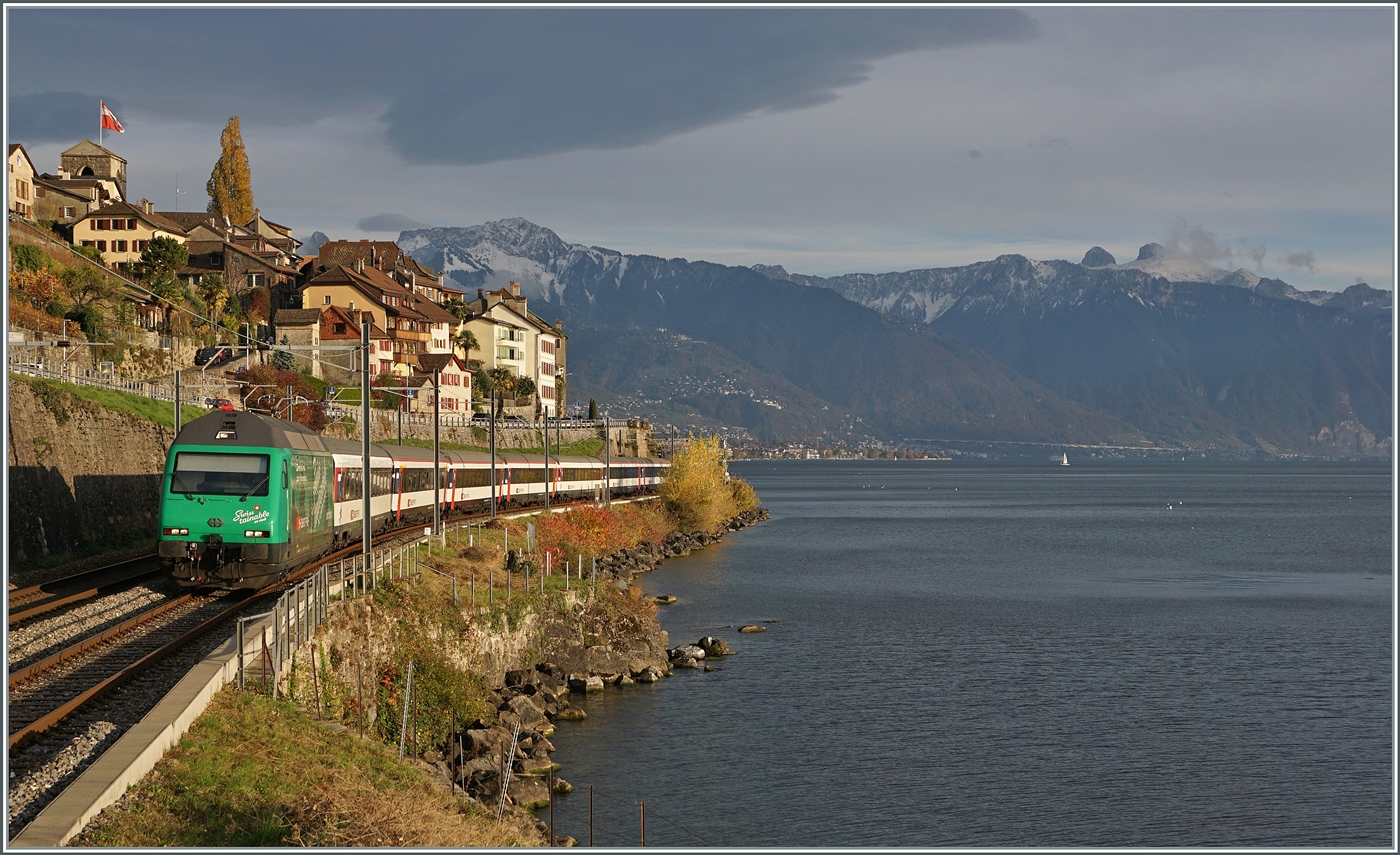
60 140 127 201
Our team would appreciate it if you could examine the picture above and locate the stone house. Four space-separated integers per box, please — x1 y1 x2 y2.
31 174 104 227
59 140 127 202
270 307 323 378
8 143 36 218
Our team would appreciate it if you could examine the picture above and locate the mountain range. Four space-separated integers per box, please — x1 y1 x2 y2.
395 219 1391 456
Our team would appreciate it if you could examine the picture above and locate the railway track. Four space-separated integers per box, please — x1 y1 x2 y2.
7 492 657 837
8 555 162 625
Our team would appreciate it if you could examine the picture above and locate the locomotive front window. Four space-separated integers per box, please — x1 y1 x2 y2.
170 453 271 496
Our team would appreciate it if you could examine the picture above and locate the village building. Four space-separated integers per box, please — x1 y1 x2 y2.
456 281 565 416
298 260 457 377
313 239 460 305
246 209 302 255
72 199 188 270
270 308 323 378
410 353 473 414
59 140 127 202
31 174 106 227
8 144 36 219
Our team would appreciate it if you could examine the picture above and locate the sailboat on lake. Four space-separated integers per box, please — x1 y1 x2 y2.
1061 453 1070 466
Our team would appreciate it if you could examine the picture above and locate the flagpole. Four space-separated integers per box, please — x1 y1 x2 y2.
98 98 102 147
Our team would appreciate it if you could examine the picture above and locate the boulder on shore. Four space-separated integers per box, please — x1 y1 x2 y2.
670 644 705 660
698 636 733 656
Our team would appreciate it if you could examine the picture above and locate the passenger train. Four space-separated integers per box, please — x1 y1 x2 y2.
157 409 668 589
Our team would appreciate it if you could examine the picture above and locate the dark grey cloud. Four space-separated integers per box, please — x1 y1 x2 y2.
357 213 433 233
6 8 1037 165
9 92 125 144
1284 251 1316 272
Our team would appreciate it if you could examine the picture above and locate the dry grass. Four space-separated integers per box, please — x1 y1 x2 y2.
72 688 542 848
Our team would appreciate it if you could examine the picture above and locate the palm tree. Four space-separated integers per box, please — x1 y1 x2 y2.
454 327 479 365
487 366 516 416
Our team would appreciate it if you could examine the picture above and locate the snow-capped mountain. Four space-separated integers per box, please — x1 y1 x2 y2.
399 218 626 305
396 219 1391 455
757 242 1390 325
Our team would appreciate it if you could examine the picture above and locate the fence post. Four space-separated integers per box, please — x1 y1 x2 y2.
237 618 245 690
398 660 415 760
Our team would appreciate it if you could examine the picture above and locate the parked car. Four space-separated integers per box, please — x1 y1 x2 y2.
195 346 234 366
208 398 236 412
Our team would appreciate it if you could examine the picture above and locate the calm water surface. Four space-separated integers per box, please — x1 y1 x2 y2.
542 461 1392 847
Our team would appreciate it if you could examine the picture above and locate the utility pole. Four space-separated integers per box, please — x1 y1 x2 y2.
603 414 610 507
434 371 440 535
173 369 181 433
361 321 372 558
418 354 452 537
543 412 550 511
490 387 497 519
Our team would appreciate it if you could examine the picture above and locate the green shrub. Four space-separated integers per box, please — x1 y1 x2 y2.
10 242 48 272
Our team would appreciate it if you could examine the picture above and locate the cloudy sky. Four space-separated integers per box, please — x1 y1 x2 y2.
6 7 1395 290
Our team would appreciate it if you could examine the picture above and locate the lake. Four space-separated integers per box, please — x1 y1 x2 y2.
541 460 1392 847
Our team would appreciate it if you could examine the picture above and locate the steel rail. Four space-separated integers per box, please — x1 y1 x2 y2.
8 595 197 690
9 557 161 625
7 593 252 749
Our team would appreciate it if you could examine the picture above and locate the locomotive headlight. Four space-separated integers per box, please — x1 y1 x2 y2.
245 530 270 538
163 527 190 535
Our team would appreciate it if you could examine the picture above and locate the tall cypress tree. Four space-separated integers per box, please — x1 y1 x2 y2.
206 117 254 223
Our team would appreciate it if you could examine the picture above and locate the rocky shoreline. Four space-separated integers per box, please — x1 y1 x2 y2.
427 506 771 838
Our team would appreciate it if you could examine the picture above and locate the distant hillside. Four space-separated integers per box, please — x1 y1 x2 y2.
761 250 1391 455
563 321 864 443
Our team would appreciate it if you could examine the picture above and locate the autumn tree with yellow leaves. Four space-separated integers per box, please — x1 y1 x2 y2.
659 435 758 533
206 117 254 223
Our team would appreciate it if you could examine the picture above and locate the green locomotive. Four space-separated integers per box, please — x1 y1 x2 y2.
158 410 334 589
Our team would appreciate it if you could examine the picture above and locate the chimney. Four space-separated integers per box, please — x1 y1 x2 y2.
353 258 365 274
509 281 521 298
477 288 484 299
140 198 153 215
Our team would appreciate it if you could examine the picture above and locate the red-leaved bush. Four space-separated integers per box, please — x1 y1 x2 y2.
528 502 674 568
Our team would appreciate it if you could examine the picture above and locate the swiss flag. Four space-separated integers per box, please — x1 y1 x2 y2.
100 102 124 133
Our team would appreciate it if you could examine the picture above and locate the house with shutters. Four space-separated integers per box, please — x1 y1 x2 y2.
410 353 473 414
8 144 37 218
72 199 188 270
455 281 565 416
313 239 459 305
299 260 457 377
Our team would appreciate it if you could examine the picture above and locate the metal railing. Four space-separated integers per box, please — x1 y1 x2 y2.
235 535 429 697
8 356 183 401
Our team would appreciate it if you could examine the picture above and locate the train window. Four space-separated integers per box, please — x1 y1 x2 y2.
455 469 491 488
372 468 392 497
170 452 270 497
514 467 545 484
402 468 440 493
